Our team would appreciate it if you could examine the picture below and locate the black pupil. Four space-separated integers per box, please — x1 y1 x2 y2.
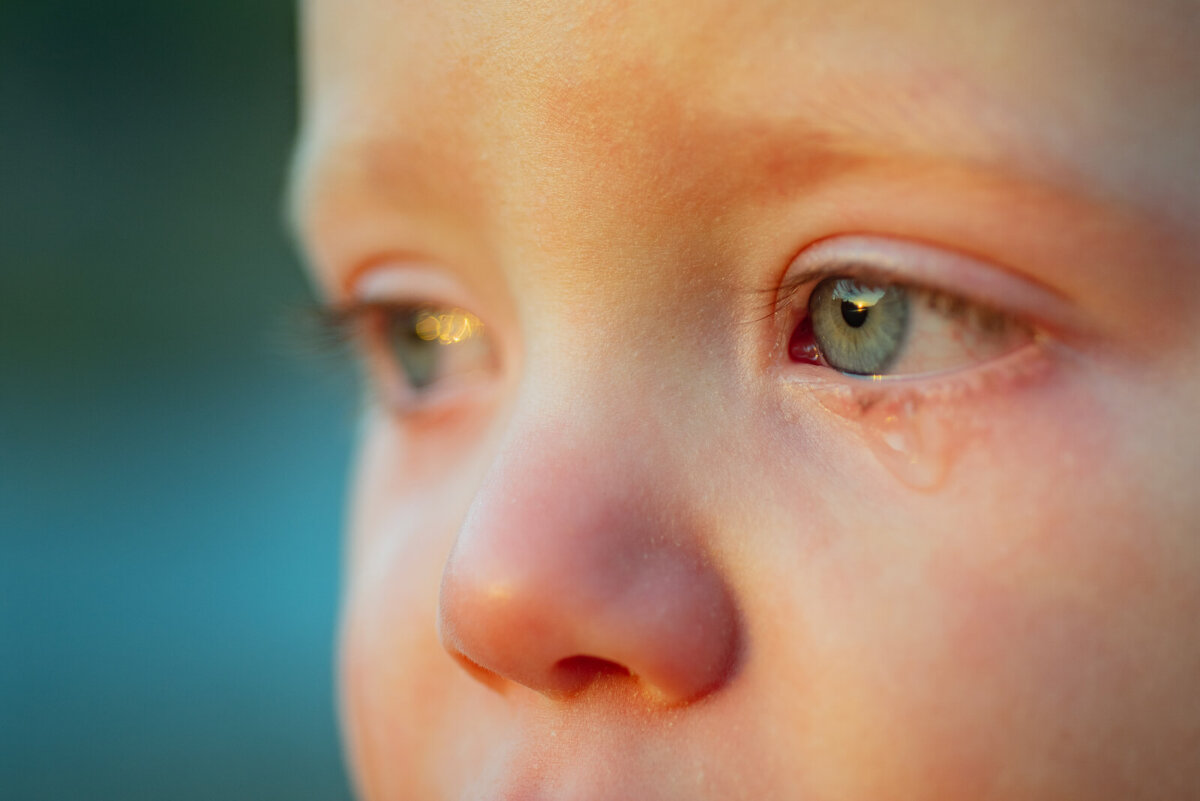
840 300 870 328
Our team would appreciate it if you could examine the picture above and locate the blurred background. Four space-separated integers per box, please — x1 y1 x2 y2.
2 2 358 798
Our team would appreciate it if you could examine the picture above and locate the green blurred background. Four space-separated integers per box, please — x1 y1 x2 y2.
2 2 358 798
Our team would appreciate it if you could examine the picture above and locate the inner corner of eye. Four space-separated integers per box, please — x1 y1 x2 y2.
787 313 823 366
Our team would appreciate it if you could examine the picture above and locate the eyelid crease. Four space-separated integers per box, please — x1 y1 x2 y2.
351 262 476 306
759 235 1086 343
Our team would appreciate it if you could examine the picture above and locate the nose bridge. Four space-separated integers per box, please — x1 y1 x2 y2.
437 397 740 705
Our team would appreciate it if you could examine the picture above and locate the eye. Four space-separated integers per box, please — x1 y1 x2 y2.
368 304 491 404
338 301 495 410
770 238 1063 490
787 275 1034 379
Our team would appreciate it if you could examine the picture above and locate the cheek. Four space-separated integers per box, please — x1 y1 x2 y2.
930 412 1194 792
339 417 507 801
342 518 516 801
754 359 1200 798
341 572 442 801
340 493 461 801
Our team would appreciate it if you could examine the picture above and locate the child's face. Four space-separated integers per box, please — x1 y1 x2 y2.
295 0 1200 798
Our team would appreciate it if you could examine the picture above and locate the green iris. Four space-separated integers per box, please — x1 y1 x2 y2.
809 277 910 375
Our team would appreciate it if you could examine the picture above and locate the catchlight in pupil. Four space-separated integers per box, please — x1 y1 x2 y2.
841 301 869 328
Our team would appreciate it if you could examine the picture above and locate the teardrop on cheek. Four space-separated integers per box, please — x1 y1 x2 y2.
860 397 958 491
816 390 965 492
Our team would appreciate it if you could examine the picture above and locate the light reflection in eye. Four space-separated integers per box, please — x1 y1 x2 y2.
414 309 484 345
831 280 885 309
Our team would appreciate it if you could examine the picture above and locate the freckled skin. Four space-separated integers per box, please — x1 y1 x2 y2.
296 0 1200 798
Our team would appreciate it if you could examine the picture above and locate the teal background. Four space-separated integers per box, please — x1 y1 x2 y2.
2 2 357 799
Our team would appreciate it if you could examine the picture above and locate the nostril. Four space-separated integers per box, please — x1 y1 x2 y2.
553 655 632 694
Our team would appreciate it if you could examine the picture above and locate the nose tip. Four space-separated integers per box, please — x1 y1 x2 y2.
438 541 739 704
435 449 740 706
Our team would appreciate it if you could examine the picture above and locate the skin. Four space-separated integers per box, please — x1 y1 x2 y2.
292 0 1200 798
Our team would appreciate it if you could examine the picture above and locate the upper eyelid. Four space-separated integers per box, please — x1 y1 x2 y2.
771 268 830 311
768 236 1085 337
342 262 496 328
353 263 468 302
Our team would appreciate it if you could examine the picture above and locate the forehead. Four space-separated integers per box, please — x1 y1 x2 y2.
303 0 1194 103
295 0 1200 271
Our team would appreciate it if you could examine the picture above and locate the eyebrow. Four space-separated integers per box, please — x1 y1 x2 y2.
296 82 1080 228
701 69 1095 212
288 58 1176 274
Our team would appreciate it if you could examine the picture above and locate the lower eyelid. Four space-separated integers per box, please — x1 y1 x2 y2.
769 339 1061 495
783 336 1056 415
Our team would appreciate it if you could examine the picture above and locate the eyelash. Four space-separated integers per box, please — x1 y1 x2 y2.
299 300 384 353
770 265 992 320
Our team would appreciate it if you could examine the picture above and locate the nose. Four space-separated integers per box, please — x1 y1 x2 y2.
437 421 740 706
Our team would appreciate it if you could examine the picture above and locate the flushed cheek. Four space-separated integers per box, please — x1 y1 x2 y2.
780 523 1158 800
877 493 1170 794
341 595 412 799
340 536 447 801
341 533 513 801
341 426 508 801
905 454 1163 789
927 570 1140 791
761 365 1178 797
339 411 505 752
